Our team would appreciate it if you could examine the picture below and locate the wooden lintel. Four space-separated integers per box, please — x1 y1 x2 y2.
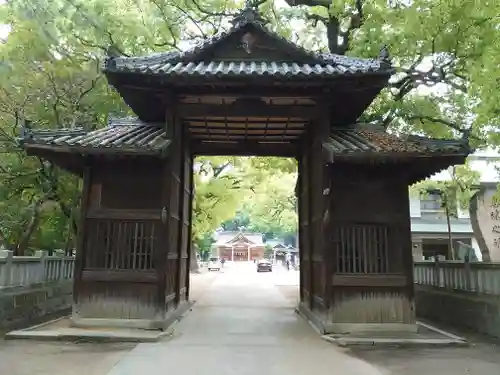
185 119 307 126
332 274 407 287
113 74 387 96
87 209 161 220
191 140 299 157
82 269 158 283
177 103 318 119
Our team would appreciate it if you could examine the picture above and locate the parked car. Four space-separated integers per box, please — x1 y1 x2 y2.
256 259 272 272
207 257 221 271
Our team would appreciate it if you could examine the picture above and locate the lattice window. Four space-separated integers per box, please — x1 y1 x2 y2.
86 219 156 270
334 224 390 273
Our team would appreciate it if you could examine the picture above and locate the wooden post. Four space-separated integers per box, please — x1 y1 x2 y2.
175 114 185 306
73 167 91 304
296 156 305 303
185 154 194 301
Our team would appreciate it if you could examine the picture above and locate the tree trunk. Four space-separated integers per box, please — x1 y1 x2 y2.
16 201 44 256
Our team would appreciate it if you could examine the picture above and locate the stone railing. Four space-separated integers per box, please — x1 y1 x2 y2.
414 259 500 295
414 258 500 338
0 250 75 288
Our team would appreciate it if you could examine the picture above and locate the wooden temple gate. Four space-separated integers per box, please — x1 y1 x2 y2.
20 5 470 333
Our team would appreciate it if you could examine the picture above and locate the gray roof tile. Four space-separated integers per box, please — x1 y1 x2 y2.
21 118 170 155
111 60 382 77
323 128 470 156
105 8 390 77
21 119 469 158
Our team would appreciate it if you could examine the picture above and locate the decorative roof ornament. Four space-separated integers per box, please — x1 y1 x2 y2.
231 0 268 27
378 45 391 64
103 44 123 70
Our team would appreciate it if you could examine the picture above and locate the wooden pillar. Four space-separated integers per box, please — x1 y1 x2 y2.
297 154 309 306
164 97 191 313
72 166 91 308
297 103 331 329
185 154 194 301
304 105 330 314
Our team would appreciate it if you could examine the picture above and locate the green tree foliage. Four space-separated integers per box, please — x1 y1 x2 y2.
410 163 481 216
192 156 247 242
244 170 297 236
0 0 498 253
219 158 298 240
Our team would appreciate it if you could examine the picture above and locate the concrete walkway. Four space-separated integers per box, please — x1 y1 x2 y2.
4 265 500 374
106 263 386 375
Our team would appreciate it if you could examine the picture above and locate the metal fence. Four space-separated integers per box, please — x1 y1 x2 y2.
414 258 500 295
0 250 75 288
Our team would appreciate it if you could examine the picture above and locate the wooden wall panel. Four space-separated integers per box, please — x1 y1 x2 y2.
95 160 163 210
73 159 167 323
74 282 159 320
323 163 416 326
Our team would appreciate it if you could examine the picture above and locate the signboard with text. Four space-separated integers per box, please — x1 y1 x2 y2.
470 187 500 262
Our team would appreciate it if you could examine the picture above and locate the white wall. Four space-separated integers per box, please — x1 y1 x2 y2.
409 196 421 217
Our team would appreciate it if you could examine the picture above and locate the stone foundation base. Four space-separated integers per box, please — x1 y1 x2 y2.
297 302 418 335
71 301 193 331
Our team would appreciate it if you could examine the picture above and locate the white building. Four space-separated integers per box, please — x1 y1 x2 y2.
410 149 500 260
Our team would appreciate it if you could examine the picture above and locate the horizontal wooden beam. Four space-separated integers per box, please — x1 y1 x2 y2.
185 119 307 126
191 135 299 141
189 130 305 137
192 140 299 157
332 274 407 287
177 103 318 119
119 83 335 97
82 269 158 283
87 209 161 220
116 75 387 96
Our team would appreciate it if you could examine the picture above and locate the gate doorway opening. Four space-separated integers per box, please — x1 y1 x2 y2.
20 4 470 334
190 155 300 305
192 156 298 264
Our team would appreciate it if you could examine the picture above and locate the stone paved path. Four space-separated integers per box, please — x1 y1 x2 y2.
105 263 385 375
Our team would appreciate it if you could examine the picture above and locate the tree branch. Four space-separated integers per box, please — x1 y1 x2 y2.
294 0 365 55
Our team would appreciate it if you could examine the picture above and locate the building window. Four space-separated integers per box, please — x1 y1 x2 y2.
420 192 443 213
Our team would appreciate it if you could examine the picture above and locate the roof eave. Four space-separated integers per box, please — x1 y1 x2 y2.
104 67 394 84
22 142 168 158
324 151 470 163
